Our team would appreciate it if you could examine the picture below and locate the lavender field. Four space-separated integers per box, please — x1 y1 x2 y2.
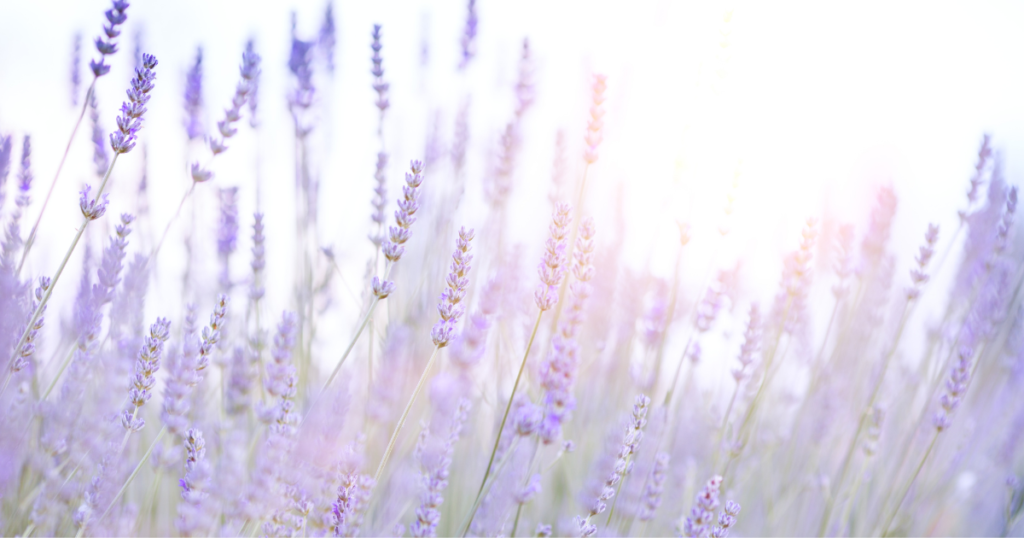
1 1 1023 536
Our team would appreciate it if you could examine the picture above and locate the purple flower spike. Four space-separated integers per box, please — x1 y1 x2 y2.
583 74 607 164
89 0 129 77
431 227 474 348
109 52 158 155
382 160 425 264
534 202 572 311
183 47 204 140
458 0 478 70
370 25 389 114
79 185 109 220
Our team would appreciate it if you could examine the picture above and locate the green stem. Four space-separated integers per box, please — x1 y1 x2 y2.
1 153 120 402
879 431 939 536
462 309 544 536
374 345 440 484
18 77 97 276
97 426 167 526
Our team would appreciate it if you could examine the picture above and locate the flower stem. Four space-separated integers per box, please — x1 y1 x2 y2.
18 77 97 276
1 153 119 402
463 309 544 536
879 430 939 536
374 345 440 484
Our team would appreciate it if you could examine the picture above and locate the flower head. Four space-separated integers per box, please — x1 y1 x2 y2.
431 227 474 347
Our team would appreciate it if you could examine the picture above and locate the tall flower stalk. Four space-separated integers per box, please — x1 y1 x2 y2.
462 203 571 535
1 54 157 401
374 227 474 484
18 0 130 274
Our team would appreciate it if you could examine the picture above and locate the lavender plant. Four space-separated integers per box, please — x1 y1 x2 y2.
1 6 1022 538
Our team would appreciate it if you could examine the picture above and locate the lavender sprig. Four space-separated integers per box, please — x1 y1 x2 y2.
120 317 172 435
88 0 129 78
375 227 475 484
110 53 158 154
183 47 204 141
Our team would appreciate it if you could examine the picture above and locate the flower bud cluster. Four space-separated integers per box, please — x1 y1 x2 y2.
907 223 939 299
682 475 740 538
934 346 974 432
110 53 158 154
121 317 172 432
371 25 389 114
584 75 607 164
731 304 761 382
534 202 572 311
196 295 228 372
89 0 129 77
11 277 50 373
381 160 424 266
431 227 474 347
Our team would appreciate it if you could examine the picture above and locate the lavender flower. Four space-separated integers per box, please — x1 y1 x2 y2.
410 399 470 537
319 2 336 73
711 501 741 538
71 33 82 105
183 47 204 140
178 428 214 536
1 137 33 265
0 135 11 207
535 202 572 311
250 213 266 301
161 305 200 437
449 277 499 374
121 317 171 432
431 227 474 347
217 186 239 288
110 53 158 154
289 22 315 124
261 311 298 435
682 475 722 537
370 152 388 246
95 213 134 305
906 223 939 299
332 471 374 537
458 0 478 70
370 24 389 117
206 49 260 156
965 133 992 210
539 216 595 443
89 0 129 77
731 304 761 382
246 40 260 128
934 345 974 431
576 395 649 534
536 523 553 537
195 294 228 372
79 185 109 220
638 452 669 521
583 75 607 164
10 277 49 373
89 92 109 177
379 160 425 274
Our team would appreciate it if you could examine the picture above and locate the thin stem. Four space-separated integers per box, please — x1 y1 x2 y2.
97 426 167 526
457 436 522 537
510 436 541 538
151 182 197 262
1 153 120 401
374 345 440 484
463 309 544 536
818 300 913 536
40 346 76 401
879 431 939 536
18 78 97 276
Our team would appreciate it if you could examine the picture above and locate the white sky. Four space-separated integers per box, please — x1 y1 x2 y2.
1 0 1023 363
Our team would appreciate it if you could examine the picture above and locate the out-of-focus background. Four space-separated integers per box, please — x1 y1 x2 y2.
1 0 1023 369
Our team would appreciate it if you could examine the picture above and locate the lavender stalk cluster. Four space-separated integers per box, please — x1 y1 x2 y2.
110 53 157 155
121 317 171 432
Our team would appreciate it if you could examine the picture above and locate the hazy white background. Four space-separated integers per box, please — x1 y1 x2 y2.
1 0 1023 372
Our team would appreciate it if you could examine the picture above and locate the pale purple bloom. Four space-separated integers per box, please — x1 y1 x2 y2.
583 75 607 164
431 227 474 347
78 185 109 220
178 428 214 536
183 47 204 140
121 317 171 432
410 399 470 537
319 2 336 73
535 203 572 311
458 0 478 70
71 33 82 105
250 212 266 301
89 92 109 177
381 160 425 265
370 25 389 115
638 452 669 521
110 52 158 154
